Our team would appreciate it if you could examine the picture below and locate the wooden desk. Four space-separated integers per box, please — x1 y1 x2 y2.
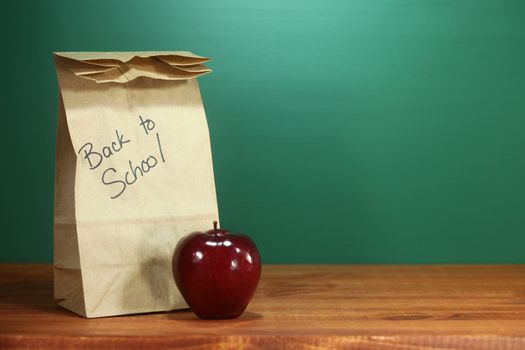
1 264 524 349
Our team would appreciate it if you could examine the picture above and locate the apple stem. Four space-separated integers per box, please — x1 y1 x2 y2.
213 220 218 230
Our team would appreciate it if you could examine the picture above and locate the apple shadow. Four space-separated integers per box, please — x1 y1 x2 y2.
167 309 263 323
119 234 175 314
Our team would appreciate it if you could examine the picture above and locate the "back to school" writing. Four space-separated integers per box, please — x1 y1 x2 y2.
77 115 166 199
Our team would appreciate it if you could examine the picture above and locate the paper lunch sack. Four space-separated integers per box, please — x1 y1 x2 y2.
53 52 219 318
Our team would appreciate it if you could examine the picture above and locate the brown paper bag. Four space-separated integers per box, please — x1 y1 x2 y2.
52 52 219 318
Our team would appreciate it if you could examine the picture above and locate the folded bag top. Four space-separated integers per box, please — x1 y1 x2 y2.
55 51 212 83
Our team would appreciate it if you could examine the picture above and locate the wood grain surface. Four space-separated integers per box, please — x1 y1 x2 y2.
1 264 524 349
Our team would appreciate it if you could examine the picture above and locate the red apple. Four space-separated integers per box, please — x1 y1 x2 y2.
172 221 261 319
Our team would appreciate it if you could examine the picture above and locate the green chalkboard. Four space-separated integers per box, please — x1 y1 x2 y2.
1 1 525 263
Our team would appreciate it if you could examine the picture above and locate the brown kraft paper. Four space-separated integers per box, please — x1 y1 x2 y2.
53 51 219 318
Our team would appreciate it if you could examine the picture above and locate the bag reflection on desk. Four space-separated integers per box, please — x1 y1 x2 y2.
53 52 219 318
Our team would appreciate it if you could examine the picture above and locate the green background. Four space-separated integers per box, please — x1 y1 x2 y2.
2 1 524 263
